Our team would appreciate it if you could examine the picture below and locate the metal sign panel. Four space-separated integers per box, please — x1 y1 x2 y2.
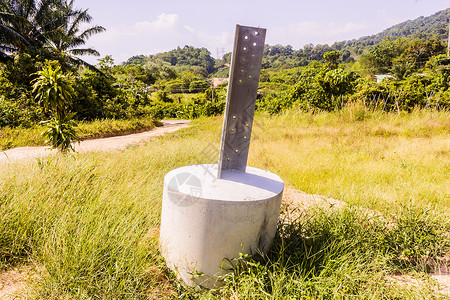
218 25 266 178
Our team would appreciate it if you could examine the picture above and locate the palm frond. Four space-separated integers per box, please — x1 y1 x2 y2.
0 22 30 47
0 0 105 68
68 48 100 56
66 55 102 74
78 25 105 40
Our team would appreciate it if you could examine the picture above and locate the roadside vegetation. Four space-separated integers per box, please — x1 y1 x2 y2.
1 109 449 298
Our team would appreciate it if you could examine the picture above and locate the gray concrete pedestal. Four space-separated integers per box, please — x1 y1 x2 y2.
159 164 284 288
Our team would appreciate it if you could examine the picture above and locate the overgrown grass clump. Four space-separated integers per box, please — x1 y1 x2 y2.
197 204 449 299
1 155 166 297
0 108 448 298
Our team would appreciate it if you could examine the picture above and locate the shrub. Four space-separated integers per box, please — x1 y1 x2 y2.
33 62 78 152
41 113 79 153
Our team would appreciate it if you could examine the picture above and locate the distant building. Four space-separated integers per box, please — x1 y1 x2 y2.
370 75 394 83
210 78 229 87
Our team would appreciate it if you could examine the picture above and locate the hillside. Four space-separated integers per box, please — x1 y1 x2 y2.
352 8 450 47
123 8 450 73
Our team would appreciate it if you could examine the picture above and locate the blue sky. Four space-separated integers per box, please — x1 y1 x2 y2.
74 0 449 64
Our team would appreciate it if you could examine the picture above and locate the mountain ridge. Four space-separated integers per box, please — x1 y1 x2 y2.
124 8 450 71
347 8 450 48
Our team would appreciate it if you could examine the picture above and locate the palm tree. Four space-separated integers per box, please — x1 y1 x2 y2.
0 0 105 68
47 0 105 68
0 0 56 59
391 57 415 80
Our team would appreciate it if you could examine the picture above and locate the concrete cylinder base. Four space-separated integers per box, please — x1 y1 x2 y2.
159 164 284 288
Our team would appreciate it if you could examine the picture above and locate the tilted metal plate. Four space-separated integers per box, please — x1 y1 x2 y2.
218 25 266 178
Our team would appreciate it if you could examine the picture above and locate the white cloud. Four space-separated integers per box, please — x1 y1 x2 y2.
268 21 368 48
82 13 233 64
134 13 180 31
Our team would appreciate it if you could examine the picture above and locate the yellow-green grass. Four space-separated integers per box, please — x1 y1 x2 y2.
0 117 157 150
249 108 450 212
0 108 448 298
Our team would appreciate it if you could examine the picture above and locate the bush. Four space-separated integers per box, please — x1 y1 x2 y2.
0 96 45 128
41 113 79 153
200 98 225 116
0 97 24 127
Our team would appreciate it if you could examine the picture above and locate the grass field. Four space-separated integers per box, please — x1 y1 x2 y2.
0 107 449 298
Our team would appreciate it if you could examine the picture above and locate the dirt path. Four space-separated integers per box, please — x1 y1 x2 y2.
0 120 190 165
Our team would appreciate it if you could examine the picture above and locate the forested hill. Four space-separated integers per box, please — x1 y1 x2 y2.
351 7 450 47
124 46 216 75
123 8 450 73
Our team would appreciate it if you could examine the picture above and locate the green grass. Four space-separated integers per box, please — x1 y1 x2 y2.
0 117 157 150
196 205 447 299
0 108 448 298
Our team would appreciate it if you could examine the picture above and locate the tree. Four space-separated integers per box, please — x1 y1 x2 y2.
0 0 104 68
47 0 106 68
154 46 216 74
309 44 333 61
32 61 78 152
391 56 414 80
427 54 450 90
403 38 445 66
0 0 56 59
144 59 177 81
320 68 358 97
323 51 340 70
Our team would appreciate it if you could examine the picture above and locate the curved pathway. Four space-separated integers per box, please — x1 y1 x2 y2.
0 120 190 165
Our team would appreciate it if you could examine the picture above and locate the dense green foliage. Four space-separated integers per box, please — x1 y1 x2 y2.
0 0 105 68
32 63 74 117
256 48 450 114
253 8 450 70
1 3 449 139
0 0 108 150
0 0 112 129
151 45 215 74
359 37 446 74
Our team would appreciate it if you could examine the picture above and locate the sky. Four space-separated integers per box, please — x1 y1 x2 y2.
74 0 450 65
